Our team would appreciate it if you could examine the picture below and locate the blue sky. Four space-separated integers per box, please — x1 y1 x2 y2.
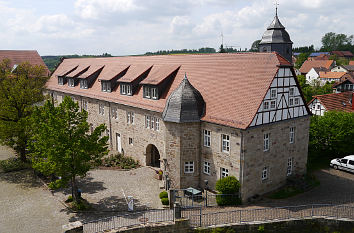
0 0 353 56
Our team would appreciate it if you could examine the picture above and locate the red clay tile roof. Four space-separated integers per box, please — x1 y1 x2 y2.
47 52 291 129
140 64 180 85
350 61 354 66
0 50 49 75
332 75 354 87
66 64 90 78
299 60 334 74
319 71 347 79
332 51 354 57
117 64 152 82
310 92 354 112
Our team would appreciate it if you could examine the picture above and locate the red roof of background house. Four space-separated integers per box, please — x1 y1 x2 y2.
313 54 330 60
309 92 354 112
350 61 354 66
0 50 50 75
319 71 347 79
299 60 334 74
332 75 354 88
332 51 354 57
47 52 292 129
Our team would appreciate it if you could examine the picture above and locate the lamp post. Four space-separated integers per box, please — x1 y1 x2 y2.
204 180 209 207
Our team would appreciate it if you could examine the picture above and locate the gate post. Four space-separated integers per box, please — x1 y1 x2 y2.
169 189 176 208
174 202 181 220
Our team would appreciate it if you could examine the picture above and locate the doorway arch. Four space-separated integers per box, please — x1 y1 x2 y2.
146 144 160 168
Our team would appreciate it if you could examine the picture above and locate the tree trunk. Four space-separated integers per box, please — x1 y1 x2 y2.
18 146 27 162
71 176 80 203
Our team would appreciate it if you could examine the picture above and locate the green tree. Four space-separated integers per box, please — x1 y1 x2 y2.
295 52 310 69
309 112 354 164
0 59 48 161
219 44 226 53
29 97 109 202
321 32 353 51
329 54 349 66
215 176 241 205
249 40 261 52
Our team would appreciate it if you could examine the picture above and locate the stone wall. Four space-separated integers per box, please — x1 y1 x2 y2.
51 91 166 167
241 116 310 200
200 122 242 190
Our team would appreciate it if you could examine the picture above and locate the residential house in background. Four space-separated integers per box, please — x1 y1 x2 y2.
331 51 354 60
305 67 329 84
307 52 330 61
0 50 50 75
308 92 354 116
319 71 347 85
331 65 350 73
333 75 354 93
299 59 335 75
350 61 354 66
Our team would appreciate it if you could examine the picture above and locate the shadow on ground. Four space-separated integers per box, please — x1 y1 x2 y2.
0 169 42 189
52 176 107 196
61 195 150 223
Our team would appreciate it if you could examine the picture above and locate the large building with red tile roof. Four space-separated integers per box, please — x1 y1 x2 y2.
46 52 311 200
0 50 50 75
308 92 354 116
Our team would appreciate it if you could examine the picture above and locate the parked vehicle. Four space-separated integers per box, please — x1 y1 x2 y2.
330 155 354 173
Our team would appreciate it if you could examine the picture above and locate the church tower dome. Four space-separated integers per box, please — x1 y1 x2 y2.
259 7 293 63
162 74 205 123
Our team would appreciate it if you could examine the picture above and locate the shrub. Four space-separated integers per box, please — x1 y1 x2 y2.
0 158 31 172
215 176 241 206
71 199 91 211
159 191 168 199
48 178 67 190
65 195 73 203
102 153 139 169
215 176 240 194
161 197 169 205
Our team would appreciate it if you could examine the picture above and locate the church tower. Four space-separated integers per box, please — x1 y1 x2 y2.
259 7 293 63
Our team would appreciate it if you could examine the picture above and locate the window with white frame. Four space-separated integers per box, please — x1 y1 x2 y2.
129 137 133 145
80 79 88 89
294 97 299 105
263 133 270 151
82 100 88 111
121 84 126 94
289 87 295 96
127 111 134 124
127 84 132 95
102 81 112 92
58 77 64 85
99 103 104 115
111 107 118 119
145 115 150 128
271 89 277 99
289 98 294 107
204 130 211 147
151 117 155 130
143 86 151 98
263 101 269 110
262 167 268 180
203 161 210 175
68 78 75 87
270 100 276 109
220 168 229 178
221 134 230 153
289 127 295 144
155 118 160 131
184 161 194 173
151 87 158 99
287 158 293 176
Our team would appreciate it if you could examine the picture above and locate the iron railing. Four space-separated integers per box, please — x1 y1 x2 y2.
83 209 173 233
186 204 354 227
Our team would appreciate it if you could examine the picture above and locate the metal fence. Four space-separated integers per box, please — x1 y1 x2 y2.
174 189 239 208
83 209 174 233
185 204 354 227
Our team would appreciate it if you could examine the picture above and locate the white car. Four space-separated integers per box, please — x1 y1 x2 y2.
330 155 354 173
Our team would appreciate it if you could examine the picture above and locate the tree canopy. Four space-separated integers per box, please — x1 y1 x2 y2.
309 111 354 164
0 59 48 161
249 40 261 52
321 32 354 52
297 75 333 103
29 97 109 202
295 53 310 69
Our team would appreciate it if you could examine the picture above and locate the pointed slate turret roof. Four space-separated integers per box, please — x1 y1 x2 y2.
162 74 205 123
259 13 292 44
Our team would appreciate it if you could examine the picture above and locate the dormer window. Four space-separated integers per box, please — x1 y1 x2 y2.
80 79 88 89
120 84 132 96
143 86 158 100
68 78 75 87
58 77 64 85
102 81 111 92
